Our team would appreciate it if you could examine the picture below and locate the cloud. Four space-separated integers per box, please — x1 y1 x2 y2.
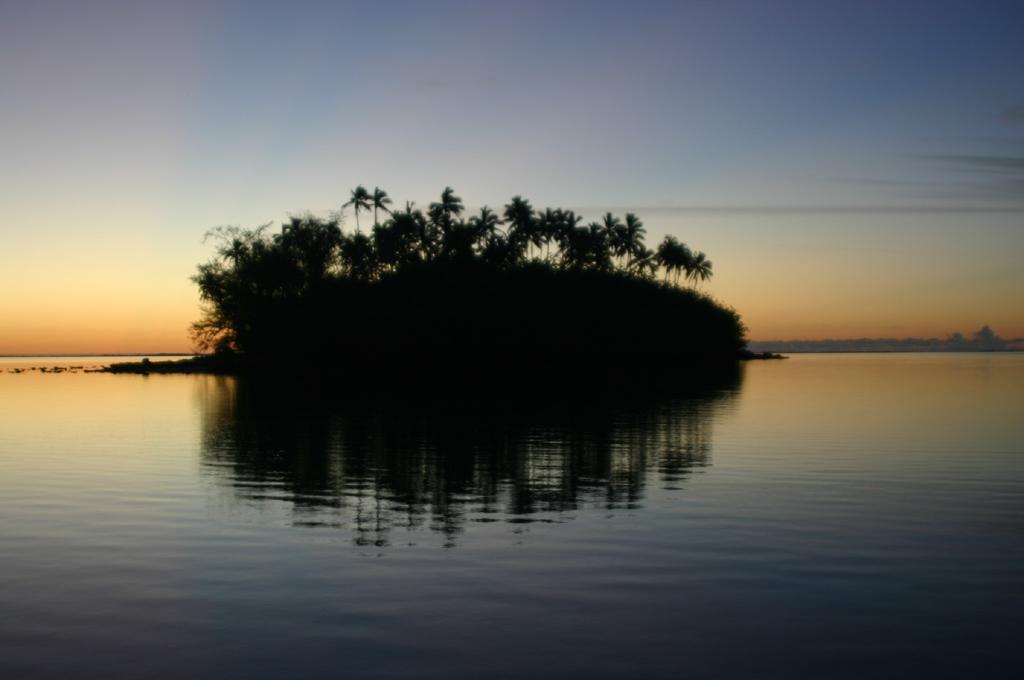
918 148 1024 202
927 153 1024 174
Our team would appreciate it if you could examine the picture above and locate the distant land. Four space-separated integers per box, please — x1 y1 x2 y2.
750 326 1023 353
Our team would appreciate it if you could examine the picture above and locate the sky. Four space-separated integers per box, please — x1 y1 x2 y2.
1 0 1022 353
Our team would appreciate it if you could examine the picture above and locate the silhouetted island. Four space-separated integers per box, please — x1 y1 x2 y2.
108 187 775 385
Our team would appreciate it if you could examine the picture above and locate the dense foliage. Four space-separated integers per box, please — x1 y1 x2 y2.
192 187 746 379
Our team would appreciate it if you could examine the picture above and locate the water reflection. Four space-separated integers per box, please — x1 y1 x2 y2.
198 372 742 547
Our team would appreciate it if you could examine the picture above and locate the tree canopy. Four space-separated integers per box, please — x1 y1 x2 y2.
191 187 743 376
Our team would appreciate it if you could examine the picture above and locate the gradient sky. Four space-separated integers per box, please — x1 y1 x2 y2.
2 0 1022 353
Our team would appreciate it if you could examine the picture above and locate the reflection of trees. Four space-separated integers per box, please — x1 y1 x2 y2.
197 371 742 547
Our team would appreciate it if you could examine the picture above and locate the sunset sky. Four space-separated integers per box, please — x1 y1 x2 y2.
2 0 1022 354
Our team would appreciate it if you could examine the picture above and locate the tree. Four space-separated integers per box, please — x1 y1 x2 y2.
629 246 658 279
440 220 477 260
468 206 501 251
372 221 403 273
388 210 426 267
190 188 735 363
656 235 693 285
602 213 626 267
589 221 613 271
503 196 535 259
535 208 562 261
478 233 516 268
430 187 464 233
372 187 392 227
688 251 712 287
344 186 372 232
340 232 375 279
277 216 343 288
554 210 583 267
561 225 593 270
622 213 646 268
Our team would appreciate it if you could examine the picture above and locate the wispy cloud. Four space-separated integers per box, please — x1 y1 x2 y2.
915 143 1024 202
926 153 1024 174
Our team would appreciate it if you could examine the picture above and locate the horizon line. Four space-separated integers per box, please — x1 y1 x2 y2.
0 352 196 358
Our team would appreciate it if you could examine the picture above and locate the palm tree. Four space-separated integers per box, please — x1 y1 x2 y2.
430 187 464 232
589 221 613 271
503 196 534 259
622 213 646 268
536 208 562 261
344 185 371 233
561 225 592 270
440 220 477 260
629 246 658 279
468 207 501 250
656 235 693 285
601 213 628 268
688 251 713 288
554 210 583 267
425 203 446 257
372 187 392 227
655 237 674 283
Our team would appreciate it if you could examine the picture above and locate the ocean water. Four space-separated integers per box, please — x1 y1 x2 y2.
0 353 1021 678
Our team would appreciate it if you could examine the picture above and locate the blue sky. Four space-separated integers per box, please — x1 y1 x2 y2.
1 0 1022 351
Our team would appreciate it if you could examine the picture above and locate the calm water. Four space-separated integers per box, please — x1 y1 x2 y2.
1 354 1021 678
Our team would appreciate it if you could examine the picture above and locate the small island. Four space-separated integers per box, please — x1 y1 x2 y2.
109 187 776 384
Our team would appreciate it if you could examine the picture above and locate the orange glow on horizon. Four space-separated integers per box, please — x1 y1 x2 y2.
2 208 1020 355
